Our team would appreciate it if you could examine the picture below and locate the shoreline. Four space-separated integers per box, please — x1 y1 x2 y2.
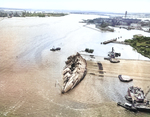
0 14 150 117
80 52 150 62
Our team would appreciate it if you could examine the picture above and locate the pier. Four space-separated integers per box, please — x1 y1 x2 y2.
102 39 117 44
111 41 129 45
101 36 128 45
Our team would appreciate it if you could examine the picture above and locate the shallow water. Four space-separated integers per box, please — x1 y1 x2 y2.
0 14 150 117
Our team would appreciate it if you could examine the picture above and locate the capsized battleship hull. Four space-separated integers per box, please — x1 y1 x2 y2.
62 53 87 93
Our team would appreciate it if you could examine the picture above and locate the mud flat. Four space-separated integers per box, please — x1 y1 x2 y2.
86 58 150 102
0 54 150 117
0 15 150 117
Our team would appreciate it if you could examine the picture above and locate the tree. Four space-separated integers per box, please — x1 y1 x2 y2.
101 21 108 28
22 12 26 17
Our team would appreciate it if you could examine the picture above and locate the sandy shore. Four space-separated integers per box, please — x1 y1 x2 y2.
0 54 150 117
70 54 150 103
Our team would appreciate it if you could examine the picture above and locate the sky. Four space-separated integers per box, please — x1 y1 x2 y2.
1 0 150 13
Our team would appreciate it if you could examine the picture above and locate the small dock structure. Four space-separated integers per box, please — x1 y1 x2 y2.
102 36 123 45
111 41 129 45
102 39 117 44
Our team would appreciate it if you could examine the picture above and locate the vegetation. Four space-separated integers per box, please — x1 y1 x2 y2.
101 21 108 28
99 27 114 32
0 10 68 17
95 21 114 32
0 12 7 17
22 12 68 17
124 35 150 58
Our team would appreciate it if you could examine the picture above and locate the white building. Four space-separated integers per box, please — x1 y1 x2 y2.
130 23 141 28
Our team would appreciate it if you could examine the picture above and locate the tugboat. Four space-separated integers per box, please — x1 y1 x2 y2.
108 47 121 58
107 47 120 63
61 53 87 93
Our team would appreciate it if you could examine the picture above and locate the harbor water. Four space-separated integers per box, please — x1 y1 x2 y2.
0 14 150 117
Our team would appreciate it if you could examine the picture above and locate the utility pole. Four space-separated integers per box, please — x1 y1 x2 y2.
125 11 127 19
149 21 150 32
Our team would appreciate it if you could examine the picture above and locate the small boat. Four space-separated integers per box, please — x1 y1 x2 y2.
110 58 120 63
125 86 145 103
117 101 150 113
61 53 87 93
50 47 61 51
117 102 138 112
118 75 133 82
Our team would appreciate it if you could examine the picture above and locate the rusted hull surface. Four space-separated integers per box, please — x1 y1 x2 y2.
62 53 87 93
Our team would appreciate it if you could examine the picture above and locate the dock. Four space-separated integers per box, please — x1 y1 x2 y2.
102 39 117 44
111 41 129 45
102 39 128 45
